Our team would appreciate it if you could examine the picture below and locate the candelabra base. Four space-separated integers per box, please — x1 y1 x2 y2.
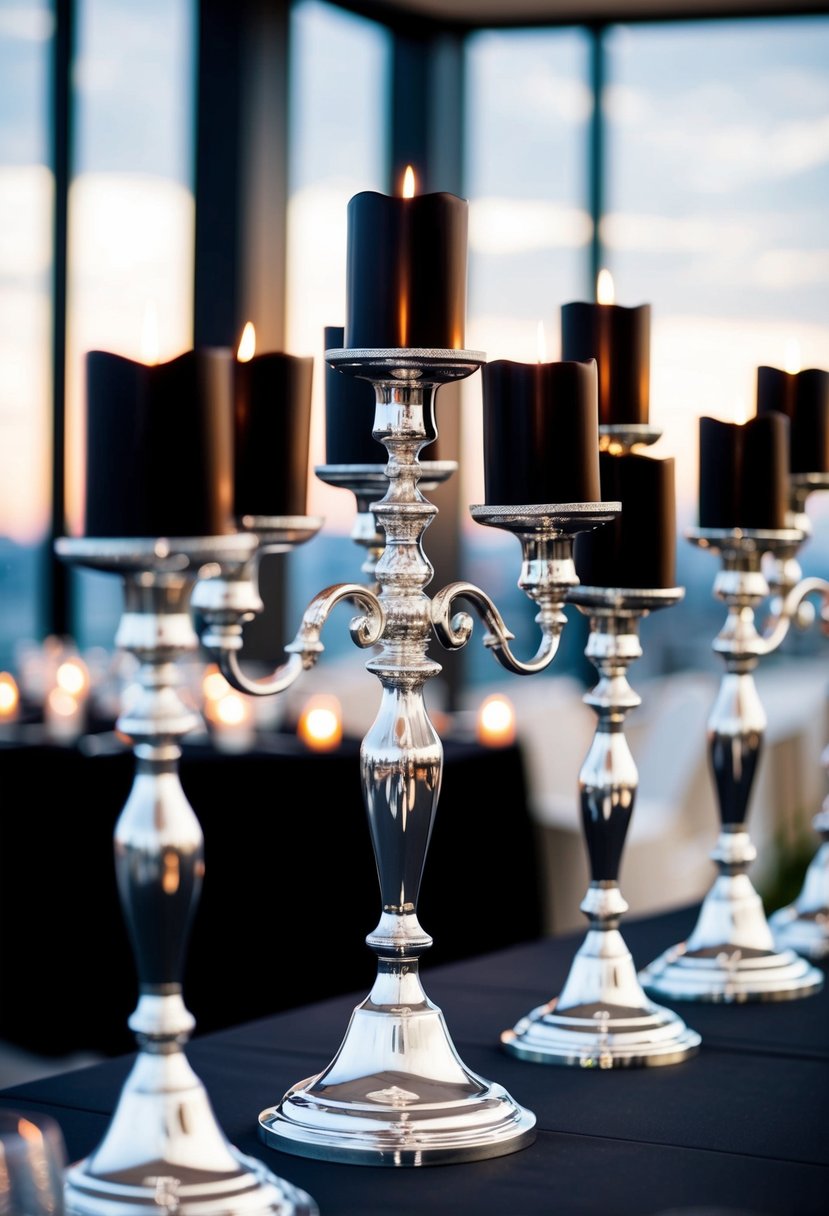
501 929 700 1068
64 1050 317 1216
639 875 824 1003
259 967 536 1166
768 819 829 961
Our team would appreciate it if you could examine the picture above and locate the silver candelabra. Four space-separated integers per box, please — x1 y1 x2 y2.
54 534 319 1216
501 585 702 1067
638 526 828 1003
192 345 620 1166
766 472 829 960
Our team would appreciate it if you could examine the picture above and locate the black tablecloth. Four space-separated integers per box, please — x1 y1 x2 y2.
1 905 826 1215
0 732 542 1057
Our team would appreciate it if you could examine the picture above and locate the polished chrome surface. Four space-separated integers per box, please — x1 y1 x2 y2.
598 423 662 453
56 538 318 1216
315 461 457 586
639 529 827 1003
197 351 575 1164
502 587 701 1067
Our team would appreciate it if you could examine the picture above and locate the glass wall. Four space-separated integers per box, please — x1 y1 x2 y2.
0 1 54 670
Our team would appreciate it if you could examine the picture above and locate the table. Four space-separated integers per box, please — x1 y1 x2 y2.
1 904 826 1215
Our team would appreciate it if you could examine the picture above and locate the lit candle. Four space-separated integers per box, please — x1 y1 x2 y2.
560 271 651 426
297 693 343 752
575 452 677 588
755 362 829 476
481 354 601 506
475 693 516 748
698 413 790 530
84 346 234 538
323 325 384 465
344 167 468 350
0 671 19 728
234 323 314 518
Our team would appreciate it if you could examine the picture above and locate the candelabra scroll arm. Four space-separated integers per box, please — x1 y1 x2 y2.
756 575 829 657
430 579 562 675
215 582 385 698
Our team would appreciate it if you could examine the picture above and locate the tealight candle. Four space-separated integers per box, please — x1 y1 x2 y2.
475 693 516 748
84 348 234 537
698 413 790 530
344 169 468 350
481 358 600 505
297 693 342 752
755 364 829 475
560 272 651 426
234 323 314 518
323 325 385 465
575 452 677 589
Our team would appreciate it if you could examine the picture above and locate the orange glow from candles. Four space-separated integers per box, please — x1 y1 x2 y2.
238 321 256 362
213 690 249 727
298 694 342 752
0 672 19 719
784 339 801 375
536 320 547 364
402 165 416 198
56 656 89 698
202 663 230 703
476 693 516 748
141 300 159 365
47 686 80 719
596 268 615 305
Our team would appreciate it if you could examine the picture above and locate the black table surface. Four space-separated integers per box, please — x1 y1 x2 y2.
1 903 827 1216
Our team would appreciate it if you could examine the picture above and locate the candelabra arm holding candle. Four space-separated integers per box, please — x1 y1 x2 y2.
54 535 317 1216
194 347 619 1167
500 586 701 1067
639 527 827 1003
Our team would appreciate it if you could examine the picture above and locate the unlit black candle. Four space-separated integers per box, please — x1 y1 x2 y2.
83 349 234 538
482 359 600 505
756 365 829 475
234 350 314 518
344 190 468 350
698 413 790 529
575 452 676 589
560 301 651 426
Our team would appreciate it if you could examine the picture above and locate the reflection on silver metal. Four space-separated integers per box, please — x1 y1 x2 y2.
55 536 318 1216
315 461 457 587
598 423 663 454
502 586 701 1068
639 528 827 1003
767 471 829 959
195 350 618 1165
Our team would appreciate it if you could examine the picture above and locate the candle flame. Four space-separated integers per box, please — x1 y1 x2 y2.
141 301 159 365
298 694 342 752
0 671 18 717
56 656 88 697
733 394 750 425
237 321 256 362
784 338 801 375
402 165 416 198
214 691 250 727
476 694 516 748
596 268 615 305
536 320 547 364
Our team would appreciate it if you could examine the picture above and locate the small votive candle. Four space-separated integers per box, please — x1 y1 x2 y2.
476 693 516 748
297 694 343 752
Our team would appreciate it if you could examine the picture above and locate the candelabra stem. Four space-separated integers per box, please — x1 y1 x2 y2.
56 537 316 1216
639 529 825 1003
257 350 537 1166
501 588 701 1067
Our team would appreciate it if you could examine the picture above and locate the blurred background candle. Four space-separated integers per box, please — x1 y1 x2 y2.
84 347 235 538
560 271 651 427
323 325 385 465
755 363 829 475
481 357 600 505
234 322 314 518
0 671 19 730
575 452 677 588
698 413 790 529
344 169 468 350
297 693 343 752
475 692 516 748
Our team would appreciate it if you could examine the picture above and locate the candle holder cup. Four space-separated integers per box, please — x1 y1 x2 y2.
54 534 318 1216
500 585 701 1068
638 526 828 1003
192 345 620 1166
766 471 829 959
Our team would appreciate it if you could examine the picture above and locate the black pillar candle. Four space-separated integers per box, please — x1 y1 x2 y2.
698 413 790 530
560 300 651 426
344 188 468 350
323 326 385 465
575 452 676 589
83 349 234 538
482 359 601 506
756 365 829 475
234 348 314 518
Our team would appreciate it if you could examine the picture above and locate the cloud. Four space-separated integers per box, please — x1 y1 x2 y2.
600 211 761 257
0 165 53 276
0 6 53 41
753 248 829 290
469 198 592 255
